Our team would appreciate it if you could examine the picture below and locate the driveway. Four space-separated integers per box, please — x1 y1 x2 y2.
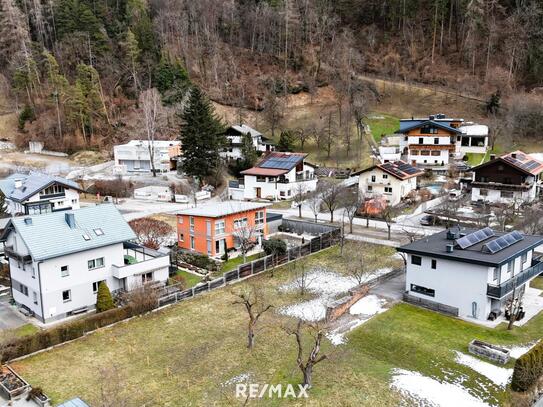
370 271 406 302
0 298 27 330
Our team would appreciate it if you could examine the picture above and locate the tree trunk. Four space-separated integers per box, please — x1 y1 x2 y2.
349 220 353 234
298 205 302 218
303 364 313 388
314 214 317 223
247 324 255 349
387 224 391 240
507 285 517 330
329 210 333 223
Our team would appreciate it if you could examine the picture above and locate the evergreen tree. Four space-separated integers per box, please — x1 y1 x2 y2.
179 87 224 182
277 130 295 152
0 190 7 218
153 56 191 105
96 281 114 312
240 132 258 169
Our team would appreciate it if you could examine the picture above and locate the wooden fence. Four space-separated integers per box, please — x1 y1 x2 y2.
157 229 341 307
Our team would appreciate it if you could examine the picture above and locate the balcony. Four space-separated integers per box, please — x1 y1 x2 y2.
39 192 66 200
295 173 315 182
3 246 32 263
112 242 169 280
487 259 543 299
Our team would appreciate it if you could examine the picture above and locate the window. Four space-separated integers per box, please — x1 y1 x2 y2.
521 252 528 264
411 284 435 297
382 174 388 179
431 259 437 269
480 189 488 197
92 281 105 294
433 138 439 144
384 187 392 193
62 290 71 302
94 228 104 236
33 291 38 305
16 282 28 296
142 272 153 283
189 216 195 232
190 236 195 250
256 176 266 182
31 267 35 279
178 217 183 224
234 217 248 229
501 191 514 198
207 240 212 255
40 184 65 196
215 220 225 234
179 233 184 242
411 255 422 266
72 199 78 205
493 268 499 281
61 265 69 277
371 175 376 182
421 150 430 156
411 150 419 155
367 185 373 191
88 257 105 270
82 234 91 241
431 151 440 156
508 260 515 274
255 211 265 225
418 137 424 144
421 126 438 134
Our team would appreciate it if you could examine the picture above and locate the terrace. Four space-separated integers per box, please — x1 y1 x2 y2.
111 242 169 280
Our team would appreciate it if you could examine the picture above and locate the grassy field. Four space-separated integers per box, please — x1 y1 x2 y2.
170 270 202 288
11 244 542 406
0 323 39 342
367 114 400 142
220 252 264 273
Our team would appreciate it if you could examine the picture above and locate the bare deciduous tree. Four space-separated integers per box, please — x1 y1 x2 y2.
344 241 389 285
341 188 364 234
306 189 322 223
232 286 273 350
292 182 308 218
233 223 259 263
140 88 163 177
284 320 328 389
319 179 345 223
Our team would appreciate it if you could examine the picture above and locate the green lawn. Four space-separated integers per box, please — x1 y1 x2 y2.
9 243 542 406
530 276 543 291
220 252 264 273
465 153 486 166
367 113 400 142
171 270 203 288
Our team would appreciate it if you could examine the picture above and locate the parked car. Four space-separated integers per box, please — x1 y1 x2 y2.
420 215 440 226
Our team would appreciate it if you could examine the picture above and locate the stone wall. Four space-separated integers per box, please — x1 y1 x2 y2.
325 285 370 322
468 340 510 365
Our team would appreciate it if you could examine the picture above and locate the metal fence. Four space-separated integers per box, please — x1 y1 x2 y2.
157 228 341 308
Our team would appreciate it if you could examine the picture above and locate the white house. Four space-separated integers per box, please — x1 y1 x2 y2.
0 204 170 323
221 124 275 160
0 173 83 215
354 161 424 206
114 140 181 173
470 151 543 204
456 123 489 155
229 152 317 200
398 227 543 321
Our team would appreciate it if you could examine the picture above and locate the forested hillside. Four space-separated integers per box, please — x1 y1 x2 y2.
0 0 542 151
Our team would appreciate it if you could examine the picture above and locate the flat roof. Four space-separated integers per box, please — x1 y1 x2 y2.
176 201 270 218
397 228 543 267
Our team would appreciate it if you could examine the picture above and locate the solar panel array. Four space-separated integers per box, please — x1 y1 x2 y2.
380 161 421 179
503 155 542 173
482 230 524 254
259 155 302 170
396 162 421 175
455 227 495 249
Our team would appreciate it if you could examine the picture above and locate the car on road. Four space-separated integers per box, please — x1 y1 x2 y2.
420 215 440 226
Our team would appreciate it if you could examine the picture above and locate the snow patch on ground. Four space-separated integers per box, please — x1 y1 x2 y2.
390 369 490 407
350 295 387 316
280 297 328 322
221 373 252 387
278 267 359 296
508 341 539 359
454 351 512 387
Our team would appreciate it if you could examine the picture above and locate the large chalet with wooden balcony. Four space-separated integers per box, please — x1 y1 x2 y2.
398 227 543 322
398 114 463 167
470 151 543 204
176 202 270 257
221 124 275 160
229 152 317 201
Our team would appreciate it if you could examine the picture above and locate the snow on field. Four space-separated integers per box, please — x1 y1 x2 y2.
508 341 539 359
221 373 252 387
390 369 490 407
280 297 328 322
278 267 358 296
454 352 512 387
350 295 387 316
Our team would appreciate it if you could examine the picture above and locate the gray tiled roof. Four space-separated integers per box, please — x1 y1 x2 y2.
0 172 82 202
2 204 136 261
398 228 543 266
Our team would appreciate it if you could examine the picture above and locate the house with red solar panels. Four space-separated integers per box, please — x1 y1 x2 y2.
353 160 425 206
470 151 543 204
229 152 317 201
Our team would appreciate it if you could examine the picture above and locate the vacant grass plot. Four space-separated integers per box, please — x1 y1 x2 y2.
367 114 400 142
10 244 543 406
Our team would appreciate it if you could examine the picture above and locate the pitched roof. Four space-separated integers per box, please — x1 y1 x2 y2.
239 167 288 176
0 173 83 203
176 201 270 218
353 160 424 180
397 227 543 267
229 124 263 138
471 150 543 176
398 119 462 134
0 204 136 261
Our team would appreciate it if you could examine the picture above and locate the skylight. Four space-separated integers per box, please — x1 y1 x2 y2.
94 228 104 236
82 234 91 241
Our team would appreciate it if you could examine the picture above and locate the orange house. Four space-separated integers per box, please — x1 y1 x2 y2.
176 202 270 257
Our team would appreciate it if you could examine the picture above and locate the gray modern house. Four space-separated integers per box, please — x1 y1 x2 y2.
1 204 170 323
0 172 83 215
398 227 543 321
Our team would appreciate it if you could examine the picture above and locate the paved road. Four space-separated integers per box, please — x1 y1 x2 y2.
0 298 27 330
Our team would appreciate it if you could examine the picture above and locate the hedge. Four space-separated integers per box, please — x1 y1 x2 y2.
511 341 543 392
0 305 139 363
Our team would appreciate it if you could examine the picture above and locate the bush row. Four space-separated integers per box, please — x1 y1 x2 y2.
0 305 143 363
511 341 543 392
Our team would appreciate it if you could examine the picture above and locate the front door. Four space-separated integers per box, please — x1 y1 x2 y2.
256 187 261 198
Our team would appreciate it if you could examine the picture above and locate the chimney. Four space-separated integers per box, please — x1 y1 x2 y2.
511 153 517 159
14 179 23 189
446 244 454 253
65 212 76 229
24 218 32 225
490 154 496 160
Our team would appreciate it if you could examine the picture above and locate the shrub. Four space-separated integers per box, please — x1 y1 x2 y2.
93 178 134 197
511 341 543 392
96 281 115 313
18 105 35 130
178 251 218 271
263 238 287 257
